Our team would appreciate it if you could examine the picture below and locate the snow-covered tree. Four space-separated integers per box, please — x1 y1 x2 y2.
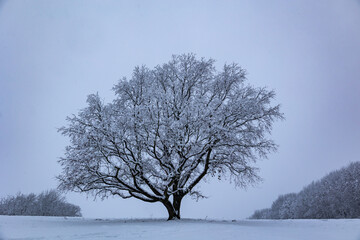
250 161 360 219
277 193 297 219
37 190 81 217
58 54 283 220
250 208 272 219
0 190 81 217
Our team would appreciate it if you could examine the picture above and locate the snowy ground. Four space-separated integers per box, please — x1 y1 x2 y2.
0 216 359 240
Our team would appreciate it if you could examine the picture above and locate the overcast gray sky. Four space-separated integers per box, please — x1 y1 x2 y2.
1 0 360 219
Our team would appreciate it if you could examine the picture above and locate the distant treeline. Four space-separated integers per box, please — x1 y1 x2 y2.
0 190 81 217
250 162 360 219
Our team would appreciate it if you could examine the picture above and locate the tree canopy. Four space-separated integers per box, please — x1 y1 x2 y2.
58 54 283 219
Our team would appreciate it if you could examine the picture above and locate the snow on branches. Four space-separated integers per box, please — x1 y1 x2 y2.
58 54 283 219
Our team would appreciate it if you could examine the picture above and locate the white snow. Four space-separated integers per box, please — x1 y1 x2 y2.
0 216 359 240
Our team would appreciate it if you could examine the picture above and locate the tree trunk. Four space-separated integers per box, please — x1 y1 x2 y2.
173 194 182 219
162 195 183 220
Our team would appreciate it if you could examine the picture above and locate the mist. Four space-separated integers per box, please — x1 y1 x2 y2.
0 0 359 219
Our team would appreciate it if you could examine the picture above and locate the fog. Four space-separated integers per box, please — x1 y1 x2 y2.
0 0 359 219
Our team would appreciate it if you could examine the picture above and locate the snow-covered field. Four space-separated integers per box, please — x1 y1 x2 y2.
0 216 359 240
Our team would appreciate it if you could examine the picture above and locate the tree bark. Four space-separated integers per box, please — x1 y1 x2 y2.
162 195 183 220
173 194 182 219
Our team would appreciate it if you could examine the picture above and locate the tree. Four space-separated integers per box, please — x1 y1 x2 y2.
250 161 360 219
0 190 81 217
37 190 81 217
269 193 297 219
58 54 283 220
